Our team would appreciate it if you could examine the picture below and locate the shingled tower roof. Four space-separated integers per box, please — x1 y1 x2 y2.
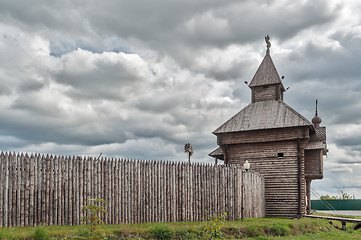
213 100 312 134
249 53 285 90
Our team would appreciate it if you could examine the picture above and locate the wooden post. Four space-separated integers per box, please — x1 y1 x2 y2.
342 221 346 231
0 152 4 227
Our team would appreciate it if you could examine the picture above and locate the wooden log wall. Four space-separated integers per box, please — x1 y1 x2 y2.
0 152 265 227
228 140 301 217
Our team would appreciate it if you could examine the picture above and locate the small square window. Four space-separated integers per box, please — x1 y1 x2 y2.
263 85 269 88
278 153 284 157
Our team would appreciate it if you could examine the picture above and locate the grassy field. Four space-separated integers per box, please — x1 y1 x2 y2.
0 213 361 239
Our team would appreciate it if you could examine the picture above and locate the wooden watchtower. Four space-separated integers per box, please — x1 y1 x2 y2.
210 36 328 217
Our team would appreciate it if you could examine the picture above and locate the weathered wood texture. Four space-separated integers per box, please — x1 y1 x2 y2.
0 152 265 227
251 85 283 102
305 149 323 178
227 140 306 217
217 127 309 145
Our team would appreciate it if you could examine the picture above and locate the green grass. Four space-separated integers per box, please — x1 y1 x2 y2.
0 214 361 239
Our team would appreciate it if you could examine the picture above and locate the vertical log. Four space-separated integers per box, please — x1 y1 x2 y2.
79 156 84 223
104 159 109 224
8 152 14 227
53 156 59 226
184 163 187 221
60 155 65 226
34 154 39 226
3 153 9 227
63 156 68 225
114 159 119 224
146 160 149 223
10 153 16 227
13 153 18 227
82 157 87 224
109 158 112 223
214 165 218 218
127 159 132 223
97 157 101 202
48 155 54 225
108 158 113 224
155 162 159 223
138 160 142 223
0 152 4 227
170 162 174 222
113 159 116 224
143 161 146 223
8 153 14 227
30 154 38 226
134 160 138 223
40 155 46 225
149 161 153 223
44 155 50 225
72 156 77 225
75 156 80 225
87 158 91 218
107 158 111 224
163 161 166 223
120 159 124 223
143 160 147 223
118 159 122 223
92 157 96 200
16 154 21 227
69 156 74 225
161 161 164 222
32 154 37 226
165 162 170 222
196 163 200 221
200 164 203 221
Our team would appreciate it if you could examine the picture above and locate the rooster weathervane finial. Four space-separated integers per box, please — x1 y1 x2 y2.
265 35 271 53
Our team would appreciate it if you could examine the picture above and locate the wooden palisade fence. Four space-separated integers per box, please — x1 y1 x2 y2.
0 152 265 227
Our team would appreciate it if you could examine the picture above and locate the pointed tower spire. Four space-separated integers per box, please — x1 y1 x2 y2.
248 35 285 103
312 99 322 128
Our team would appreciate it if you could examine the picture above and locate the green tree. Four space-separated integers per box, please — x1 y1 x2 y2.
320 189 356 200
339 189 356 199
320 195 338 200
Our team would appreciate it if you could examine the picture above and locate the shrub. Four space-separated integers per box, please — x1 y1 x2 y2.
244 225 262 238
32 227 50 240
150 226 173 240
254 236 271 240
201 212 227 240
64 198 114 240
0 232 6 240
111 229 123 237
174 229 196 240
270 223 291 236
81 198 108 230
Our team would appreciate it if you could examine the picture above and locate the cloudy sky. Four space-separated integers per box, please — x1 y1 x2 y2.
1 0 361 198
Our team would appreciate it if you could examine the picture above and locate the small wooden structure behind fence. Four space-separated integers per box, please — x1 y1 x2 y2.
0 152 265 227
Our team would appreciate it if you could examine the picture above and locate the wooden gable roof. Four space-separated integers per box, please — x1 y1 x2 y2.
213 100 312 134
